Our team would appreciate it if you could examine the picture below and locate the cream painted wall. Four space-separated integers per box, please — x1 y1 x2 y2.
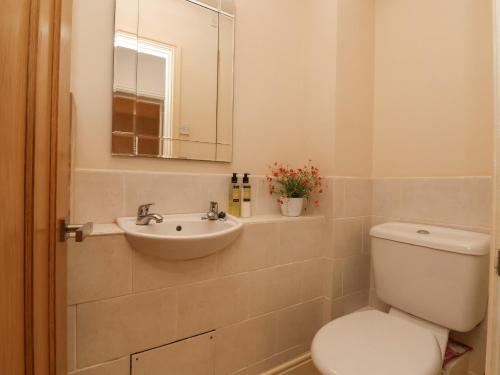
333 0 374 178
71 0 337 175
372 0 494 178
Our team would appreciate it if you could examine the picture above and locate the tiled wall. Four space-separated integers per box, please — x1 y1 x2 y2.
72 169 285 224
69 171 492 375
67 216 330 375
325 178 372 319
371 176 492 375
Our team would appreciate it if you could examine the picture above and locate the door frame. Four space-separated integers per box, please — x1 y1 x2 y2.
487 0 500 373
23 0 71 373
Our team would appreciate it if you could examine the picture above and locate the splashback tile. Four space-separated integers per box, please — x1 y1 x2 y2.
73 170 124 223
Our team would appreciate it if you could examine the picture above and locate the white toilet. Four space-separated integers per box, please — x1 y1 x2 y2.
311 222 490 375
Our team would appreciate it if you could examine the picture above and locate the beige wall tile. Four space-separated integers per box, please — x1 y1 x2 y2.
123 173 205 216
344 179 372 217
398 178 435 221
76 289 177 367
252 177 281 216
333 218 363 258
322 298 333 323
409 178 474 226
321 259 333 299
372 179 401 218
73 170 124 224
132 251 217 293
331 291 369 320
216 223 280 276
374 177 492 230
68 236 132 305
332 178 346 218
68 306 77 372
132 332 215 375
361 216 372 253
215 314 277 375
275 299 324 352
248 263 302 317
323 218 335 259
461 177 492 229
434 178 488 227
342 253 370 295
330 259 343 300
279 219 324 263
69 357 130 375
301 258 326 302
177 274 248 338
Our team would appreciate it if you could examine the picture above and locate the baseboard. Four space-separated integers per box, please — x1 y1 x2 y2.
261 352 313 375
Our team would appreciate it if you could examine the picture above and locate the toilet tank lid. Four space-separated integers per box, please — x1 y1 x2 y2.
370 222 490 256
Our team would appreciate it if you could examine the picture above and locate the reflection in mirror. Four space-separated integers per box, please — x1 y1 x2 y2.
112 0 235 162
112 0 139 156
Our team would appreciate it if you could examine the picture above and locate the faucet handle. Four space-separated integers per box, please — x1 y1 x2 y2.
205 201 219 220
209 201 218 212
137 203 154 217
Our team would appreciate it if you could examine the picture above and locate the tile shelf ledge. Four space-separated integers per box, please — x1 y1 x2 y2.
87 214 326 237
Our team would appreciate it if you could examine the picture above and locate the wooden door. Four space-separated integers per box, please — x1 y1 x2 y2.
0 0 72 373
0 1 32 373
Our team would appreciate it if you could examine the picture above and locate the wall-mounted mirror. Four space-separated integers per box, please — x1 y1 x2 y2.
112 0 235 162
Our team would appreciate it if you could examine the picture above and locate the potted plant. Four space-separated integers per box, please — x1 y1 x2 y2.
267 162 323 217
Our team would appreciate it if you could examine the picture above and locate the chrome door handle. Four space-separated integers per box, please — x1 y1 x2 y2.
60 218 93 242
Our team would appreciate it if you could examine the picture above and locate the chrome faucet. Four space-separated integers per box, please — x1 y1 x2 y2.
205 201 219 221
136 203 164 225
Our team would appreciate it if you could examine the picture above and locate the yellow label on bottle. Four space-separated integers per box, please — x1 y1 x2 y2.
232 187 240 203
229 185 241 216
243 187 251 202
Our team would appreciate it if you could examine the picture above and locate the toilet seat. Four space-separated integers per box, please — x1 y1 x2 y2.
311 310 443 375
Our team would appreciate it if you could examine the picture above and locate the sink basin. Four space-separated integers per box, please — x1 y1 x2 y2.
116 213 243 261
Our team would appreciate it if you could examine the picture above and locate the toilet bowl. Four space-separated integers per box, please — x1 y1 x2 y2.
311 222 490 375
311 309 444 375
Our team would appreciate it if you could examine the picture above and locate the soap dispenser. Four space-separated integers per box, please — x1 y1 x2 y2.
241 173 252 218
228 173 241 217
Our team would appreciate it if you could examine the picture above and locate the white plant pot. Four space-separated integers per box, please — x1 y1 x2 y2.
280 197 305 217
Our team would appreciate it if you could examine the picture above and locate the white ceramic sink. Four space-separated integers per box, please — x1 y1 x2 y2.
116 213 243 261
